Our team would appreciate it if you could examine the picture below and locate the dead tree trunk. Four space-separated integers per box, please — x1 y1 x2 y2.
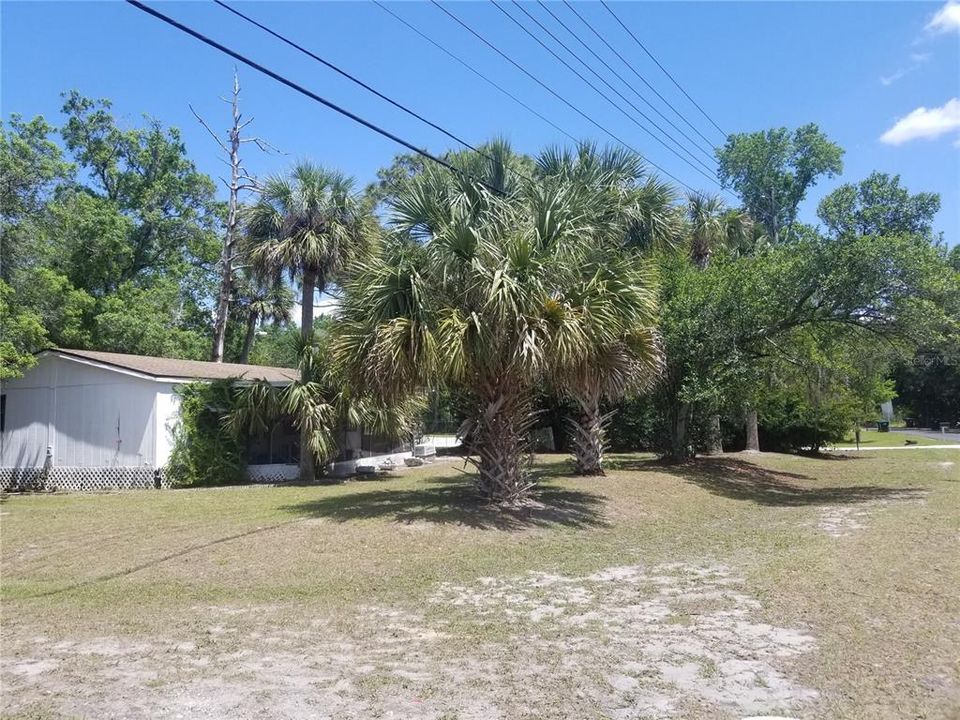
210 83 241 363
192 72 274 362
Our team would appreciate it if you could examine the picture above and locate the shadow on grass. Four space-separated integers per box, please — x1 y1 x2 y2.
617 455 925 507
13 518 304 600
281 473 608 531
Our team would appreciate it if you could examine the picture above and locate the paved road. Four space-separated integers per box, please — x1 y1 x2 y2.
833 444 960 451
891 428 960 444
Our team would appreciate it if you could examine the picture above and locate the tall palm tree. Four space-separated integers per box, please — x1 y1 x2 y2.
686 192 752 271
336 143 594 503
245 162 377 343
244 162 377 480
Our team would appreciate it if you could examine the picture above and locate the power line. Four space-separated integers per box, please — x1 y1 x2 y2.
373 0 577 145
214 0 487 159
125 1 504 195
536 0 716 159
497 0 717 179
430 1 698 193
601 0 728 138
562 1 718 151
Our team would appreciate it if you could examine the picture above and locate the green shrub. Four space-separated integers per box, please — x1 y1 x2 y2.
167 380 246 487
756 386 855 453
605 396 661 452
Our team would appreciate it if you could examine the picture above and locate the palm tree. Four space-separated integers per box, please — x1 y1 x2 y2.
236 272 293 364
244 162 377 480
556 254 662 474
336 142 594 503
686 192 752 270
228 334 421 482
535 144 667 475
245 162 377 343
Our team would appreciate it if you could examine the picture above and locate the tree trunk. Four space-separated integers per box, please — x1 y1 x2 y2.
298 427 316 483
705 414 724 455
239 310 259 364
668 402 692 460
744 407 760 452
209 76 243 363
472 389 532 503
569 387 605 475
300 269 316 343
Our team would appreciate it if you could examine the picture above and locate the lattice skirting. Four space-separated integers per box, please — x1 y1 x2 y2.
0 466 169 493
248 473 295 485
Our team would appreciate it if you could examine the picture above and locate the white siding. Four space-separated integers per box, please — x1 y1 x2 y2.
154 384 181 468
1 355 160 468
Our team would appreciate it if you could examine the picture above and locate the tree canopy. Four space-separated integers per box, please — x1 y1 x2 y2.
717 124 843 243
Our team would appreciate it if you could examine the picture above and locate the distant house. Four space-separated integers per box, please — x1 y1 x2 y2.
0 349 415 492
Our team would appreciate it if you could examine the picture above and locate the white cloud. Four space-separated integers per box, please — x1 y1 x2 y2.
880 69 908 86
926 1 960 34
880 98 960 145
879 52 932 87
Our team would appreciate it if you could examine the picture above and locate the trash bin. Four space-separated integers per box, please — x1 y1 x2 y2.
877 421 890 433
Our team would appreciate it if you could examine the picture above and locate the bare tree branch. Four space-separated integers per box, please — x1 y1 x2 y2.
188 104 229 155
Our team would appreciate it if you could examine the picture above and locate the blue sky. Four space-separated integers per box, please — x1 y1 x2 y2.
3 1 959 243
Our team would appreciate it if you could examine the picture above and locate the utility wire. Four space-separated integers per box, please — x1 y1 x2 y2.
125 0 504 195
431 0 697 192
214 0 485 158
214 0 538 186
373 0 577 145
498 0 717 179
535 0 715 160
601 0 728 138
562 1 718 151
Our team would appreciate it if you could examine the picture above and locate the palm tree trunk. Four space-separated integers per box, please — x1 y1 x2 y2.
472 389 531 503
744 408 760 452
300 269 316 343
569 388 605 475
298 430 316 483
705 414 724 455
692 248 710 271
297 268 317 483
239 310 259 364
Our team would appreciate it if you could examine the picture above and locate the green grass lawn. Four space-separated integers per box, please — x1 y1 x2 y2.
2 450 958 719
834 429 948 447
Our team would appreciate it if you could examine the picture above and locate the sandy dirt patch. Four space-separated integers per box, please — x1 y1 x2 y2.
3 561 817 719
816 490 926 537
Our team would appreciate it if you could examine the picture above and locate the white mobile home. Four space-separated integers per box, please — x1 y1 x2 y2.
0 349 298 491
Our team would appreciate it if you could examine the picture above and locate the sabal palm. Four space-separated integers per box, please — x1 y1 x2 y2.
228 335 420 481
237 272 293 364
244 162 376 480
245 162 376 341
337 143 595 502
686 192 752 270
556 254 662 474
677 193 753 457
536 144 666 474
